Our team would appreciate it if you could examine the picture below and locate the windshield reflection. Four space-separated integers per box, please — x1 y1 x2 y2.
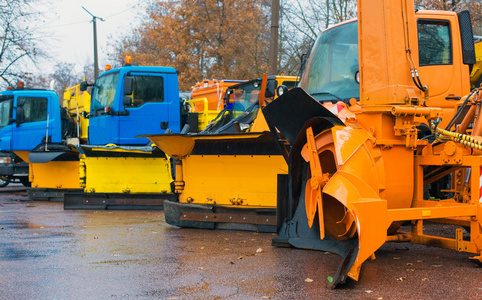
299 20 359 103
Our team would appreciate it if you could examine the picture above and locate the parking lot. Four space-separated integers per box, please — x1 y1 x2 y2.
1 189 481 299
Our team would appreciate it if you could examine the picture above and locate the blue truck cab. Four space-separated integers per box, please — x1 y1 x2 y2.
87 66 181 145
0 89 63 151
0 88 66 186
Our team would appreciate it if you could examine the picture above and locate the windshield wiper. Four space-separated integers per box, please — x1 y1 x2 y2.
310 92 343 102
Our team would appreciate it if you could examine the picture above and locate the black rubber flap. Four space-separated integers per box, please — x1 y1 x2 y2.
29 151 66 163
263 87 344 145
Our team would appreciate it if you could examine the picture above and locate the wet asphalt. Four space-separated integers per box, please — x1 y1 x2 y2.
0 189 481 299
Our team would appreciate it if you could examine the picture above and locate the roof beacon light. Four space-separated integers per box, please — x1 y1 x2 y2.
125 56 132 66
105 64 112 71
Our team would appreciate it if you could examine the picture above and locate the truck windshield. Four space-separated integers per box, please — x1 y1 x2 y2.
0 96 12 127
300 20 359 102
92 72 119 110
230 80 268 112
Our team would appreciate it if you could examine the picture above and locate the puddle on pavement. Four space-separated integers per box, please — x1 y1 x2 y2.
0 221 31 229
90 257 167 265
0 246 55 261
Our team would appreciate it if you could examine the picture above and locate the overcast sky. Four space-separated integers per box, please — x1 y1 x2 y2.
39 0 143 74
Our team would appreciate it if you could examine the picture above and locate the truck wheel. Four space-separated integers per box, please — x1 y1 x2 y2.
19 177 31 187
0 176 10 188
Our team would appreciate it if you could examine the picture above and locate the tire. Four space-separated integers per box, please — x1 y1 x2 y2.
19 177 31 187
0 176 9 188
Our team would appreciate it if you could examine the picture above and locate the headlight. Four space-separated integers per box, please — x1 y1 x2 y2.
0 156 12 164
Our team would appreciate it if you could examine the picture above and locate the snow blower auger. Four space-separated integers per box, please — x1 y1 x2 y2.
263 0 482 289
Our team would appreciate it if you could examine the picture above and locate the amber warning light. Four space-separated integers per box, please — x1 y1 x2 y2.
125 56 132 65
105 64 112 71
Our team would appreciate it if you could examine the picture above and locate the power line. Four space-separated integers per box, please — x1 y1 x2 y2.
104 3 138 19
40 5 136 30
42 20 91 29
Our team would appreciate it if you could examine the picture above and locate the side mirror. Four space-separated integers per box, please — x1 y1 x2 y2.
265 80 277 98
224 89 233 103
16 107 24 126
253 79 261 88
124 76 133 95
80 81 89 91
123 96 133 106
457 10 476 65
354 71 360 84
276 85 288 97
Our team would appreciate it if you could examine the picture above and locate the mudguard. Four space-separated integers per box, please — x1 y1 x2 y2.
262 87 344 145
29 151 67 163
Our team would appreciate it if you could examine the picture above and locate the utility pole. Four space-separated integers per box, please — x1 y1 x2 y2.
268 0 280 75
82 6 104 79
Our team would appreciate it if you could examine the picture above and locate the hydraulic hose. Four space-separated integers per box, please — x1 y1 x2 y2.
431 123 482 150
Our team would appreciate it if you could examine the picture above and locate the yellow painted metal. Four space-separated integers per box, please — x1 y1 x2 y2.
179 155 287 208
145 75 296 215
30 161 81 189
147 133 268 157
186 97 223 131
14 151 30 163
63 84 91 144
145 135 195 157
250 109 269 132
82 155 172 194
470 41 482 88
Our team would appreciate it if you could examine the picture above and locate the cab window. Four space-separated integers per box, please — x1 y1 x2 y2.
231 80 267 111
282 81 297 89
129 76 164 107
418 19 452 66
0 96 13 127
18 97 48 123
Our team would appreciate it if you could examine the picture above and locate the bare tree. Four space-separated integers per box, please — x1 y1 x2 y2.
52 62 84 89
415 0 482 35
21 72 50 89
278 0 356 76
0 0 47 88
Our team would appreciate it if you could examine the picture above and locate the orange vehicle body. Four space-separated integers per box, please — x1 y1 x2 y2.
186 79 243 132
264 0 482 288
190 79 243 111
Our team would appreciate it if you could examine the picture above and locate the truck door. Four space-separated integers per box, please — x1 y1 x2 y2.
119 72 180 145
0 95 14 151
88 71 121 145
416 15 469 108
12 95 50 151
